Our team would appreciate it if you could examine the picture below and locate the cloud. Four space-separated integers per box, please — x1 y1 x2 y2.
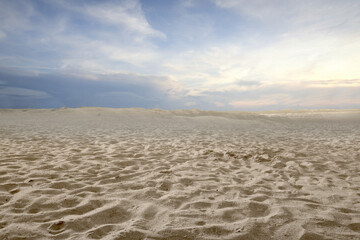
85 0 165 39
162 28 360 95
225 80 360 109
230 95 360 109
0 1 359 110
0 70 189 109
1 67 359 110
306 79 360 88
236 80 261 86
0 87 50 98
51 0 165 40
245 33 360 82
212 0 360 31
0 0 165 74
163 45 248 91
197 0 360 86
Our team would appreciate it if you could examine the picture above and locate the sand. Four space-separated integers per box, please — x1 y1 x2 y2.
0 108 359 240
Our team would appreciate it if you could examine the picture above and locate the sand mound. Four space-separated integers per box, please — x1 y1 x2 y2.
0 108 359 239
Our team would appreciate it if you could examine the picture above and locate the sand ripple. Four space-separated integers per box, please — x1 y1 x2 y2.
0 108 359 239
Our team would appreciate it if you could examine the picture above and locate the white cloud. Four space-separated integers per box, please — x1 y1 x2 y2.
152 0 359 100
230 95 360 109
213 0 360 31
162 28 360 95
162 45 247 91
226 80 360 109
307 79 360 88
0 87 50 98
204 0 360 85
243 33 360 82
36 32 161 72
39 1 164 71
85 0 165 39
49 0 165 40
1 0 359 110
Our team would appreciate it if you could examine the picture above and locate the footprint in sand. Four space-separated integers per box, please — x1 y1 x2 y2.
48 220 66 234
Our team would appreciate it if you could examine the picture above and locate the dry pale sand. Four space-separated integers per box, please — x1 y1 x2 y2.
0 108 359 240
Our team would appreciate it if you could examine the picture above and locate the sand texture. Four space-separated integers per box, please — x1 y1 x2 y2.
0 108 359 240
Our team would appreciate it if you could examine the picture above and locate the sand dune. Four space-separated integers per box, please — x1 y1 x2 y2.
0 108 359 239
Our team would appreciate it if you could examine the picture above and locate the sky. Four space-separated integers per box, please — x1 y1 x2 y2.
0 0 360 110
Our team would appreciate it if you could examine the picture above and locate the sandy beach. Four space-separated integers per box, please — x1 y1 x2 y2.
0 108 359 240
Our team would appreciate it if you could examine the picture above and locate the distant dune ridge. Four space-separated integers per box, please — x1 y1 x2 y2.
0 108 359 240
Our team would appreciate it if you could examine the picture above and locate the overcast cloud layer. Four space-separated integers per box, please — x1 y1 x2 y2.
0 0 359 110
